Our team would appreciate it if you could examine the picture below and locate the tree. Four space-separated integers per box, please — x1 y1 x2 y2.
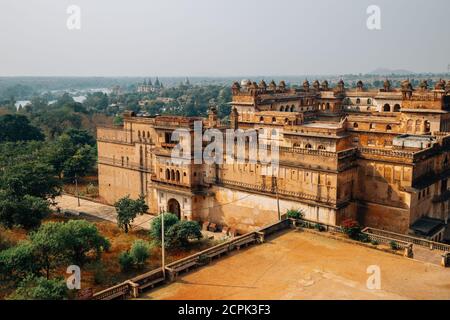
0 241 41 281
114 195 149 233
60 220 110 266
44 130 96 180
166 220 202 248
0 160 61 199
0 193 52 229
149 213 179 242
0 114 44 142
29 222 67 279
8 275 68 300
129 240 150 269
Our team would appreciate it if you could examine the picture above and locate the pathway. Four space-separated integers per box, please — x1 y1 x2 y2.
53 194 155 230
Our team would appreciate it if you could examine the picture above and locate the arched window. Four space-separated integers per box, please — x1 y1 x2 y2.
291 105 295 112
272 117 276 123
370 123 375 129
386 125 392 131
293 143 301 148
407 119 413 132
280 106 284 112
176 170 181 182
424 121 430 133
367 99 372 105
415 120 421 132
259 116 264 122
353 122 359 128
356 98 361 104
170 170 175 181
166 169 170 180
285 118 289 124
394 104 401 112
138 130 141 140
326 103 330 110
383 104 391 112
305 143 312 149
318 145 326 150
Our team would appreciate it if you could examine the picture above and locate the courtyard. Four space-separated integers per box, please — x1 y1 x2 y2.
142 230 450 300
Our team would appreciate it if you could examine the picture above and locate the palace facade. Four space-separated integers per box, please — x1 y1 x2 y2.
97 78 450 241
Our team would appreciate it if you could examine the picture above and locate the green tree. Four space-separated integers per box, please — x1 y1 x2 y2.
8 275 68 300
130 240 150 269
149 213 179 242
60 220 110 266
114 195 149 233
0 193 52 229
0 160 61 199
0 241 41 281
166 220 202 248
0 114 44 142
29 222 67 279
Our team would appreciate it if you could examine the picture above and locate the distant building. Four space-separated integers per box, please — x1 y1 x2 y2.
98 78 450 241
137 78 163 93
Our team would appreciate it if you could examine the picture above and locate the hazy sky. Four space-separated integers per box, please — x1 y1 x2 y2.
1 0 449 76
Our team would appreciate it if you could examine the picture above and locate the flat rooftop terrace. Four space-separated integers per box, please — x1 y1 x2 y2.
143 231 450 300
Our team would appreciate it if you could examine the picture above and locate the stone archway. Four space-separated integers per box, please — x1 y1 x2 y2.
167 198 181 219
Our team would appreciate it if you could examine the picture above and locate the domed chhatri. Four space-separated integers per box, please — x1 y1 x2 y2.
303 79 310 90
269 80 277 90
313 80 320 90
278 80 287 88
258 80 267 89
240 79 251 87
321 80 329 90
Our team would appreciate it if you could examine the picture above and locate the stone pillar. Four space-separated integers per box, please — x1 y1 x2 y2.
441 253 450 267
128 281 140 298
404 244 414 258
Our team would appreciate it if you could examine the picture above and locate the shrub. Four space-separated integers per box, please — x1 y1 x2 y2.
166 220 203 248
8 275 68 300
118 251 134 272
286 209 304 220
341 219 362 240
130 240 150 268
390 241 399 250
371 239 379 246
149 213 179 242
314 224 325 232
358 233 369 243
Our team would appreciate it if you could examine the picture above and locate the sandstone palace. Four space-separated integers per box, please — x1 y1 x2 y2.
97 79 450 241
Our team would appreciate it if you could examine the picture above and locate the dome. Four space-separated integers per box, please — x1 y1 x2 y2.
258 80 267 89
357 80 364 87
232 81 241 89
313 80 320 89
321 80 329 90
240 79 251 87
303 79 310 88
278 80 286 88
269 80 277 89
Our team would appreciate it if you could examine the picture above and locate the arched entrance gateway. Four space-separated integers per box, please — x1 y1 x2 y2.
167 198 181 219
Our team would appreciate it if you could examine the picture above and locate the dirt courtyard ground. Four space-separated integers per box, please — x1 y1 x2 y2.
143 230 450 300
